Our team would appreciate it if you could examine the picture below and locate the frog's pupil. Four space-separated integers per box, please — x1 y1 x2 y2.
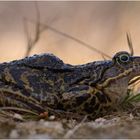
120 55 129 62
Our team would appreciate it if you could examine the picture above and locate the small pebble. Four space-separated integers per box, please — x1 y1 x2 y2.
13 113 23 120
49 115 55 120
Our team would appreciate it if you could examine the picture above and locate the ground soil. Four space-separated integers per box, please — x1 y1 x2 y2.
1 110 140 139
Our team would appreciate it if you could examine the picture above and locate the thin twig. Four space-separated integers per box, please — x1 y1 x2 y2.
26 18 111 59
23 1 111 59
63 115 87 139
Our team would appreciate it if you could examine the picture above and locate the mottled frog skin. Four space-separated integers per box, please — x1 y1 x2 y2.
0 51 140 118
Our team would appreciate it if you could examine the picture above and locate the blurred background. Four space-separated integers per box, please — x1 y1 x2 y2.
0 1 140 64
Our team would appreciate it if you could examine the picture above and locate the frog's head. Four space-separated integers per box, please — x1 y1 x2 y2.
98 51 140 103
112 51 140 80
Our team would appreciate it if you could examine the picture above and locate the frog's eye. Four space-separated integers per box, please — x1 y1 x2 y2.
113 51 131 64
119 53 130 63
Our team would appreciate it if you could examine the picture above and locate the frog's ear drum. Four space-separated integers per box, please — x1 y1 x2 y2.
126 32 134 56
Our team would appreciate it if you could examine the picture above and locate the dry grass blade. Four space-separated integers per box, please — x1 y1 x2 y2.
34 1 40 41
0 107 42 121
126 93 140 103
126 32 134 56
0 107 39 116
121 89 140 110
24 2 40 57
24 2 48 57
0 110 25 121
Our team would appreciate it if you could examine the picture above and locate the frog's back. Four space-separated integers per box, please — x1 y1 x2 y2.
0 54 111 106
0 53 65 69
0 53 114 117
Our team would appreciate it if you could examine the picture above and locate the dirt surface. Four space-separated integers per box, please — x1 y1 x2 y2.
1 111 140 139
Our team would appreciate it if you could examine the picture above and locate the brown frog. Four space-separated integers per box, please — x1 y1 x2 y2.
0 51 140 119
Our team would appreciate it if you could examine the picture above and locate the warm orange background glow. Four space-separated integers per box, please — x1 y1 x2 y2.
0 1 140 65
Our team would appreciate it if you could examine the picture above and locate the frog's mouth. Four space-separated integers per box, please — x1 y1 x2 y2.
128 59 140 85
